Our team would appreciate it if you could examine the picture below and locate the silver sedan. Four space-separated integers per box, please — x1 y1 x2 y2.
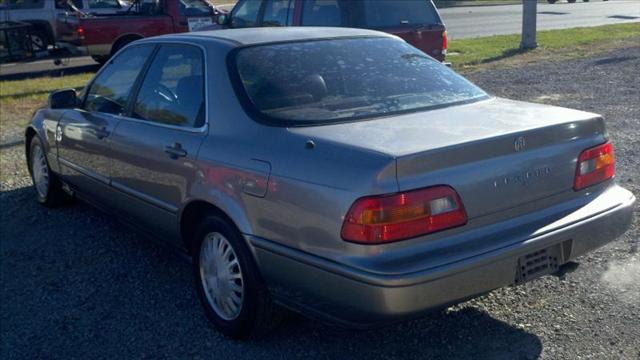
25 27 635 339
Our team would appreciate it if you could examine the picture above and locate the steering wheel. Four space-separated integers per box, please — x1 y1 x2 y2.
153 84 177 104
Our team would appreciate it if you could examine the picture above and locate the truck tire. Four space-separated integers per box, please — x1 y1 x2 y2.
111 35 142 57
92 55 109 65
26 28 49 52
568 0 577 3
547 0 558 3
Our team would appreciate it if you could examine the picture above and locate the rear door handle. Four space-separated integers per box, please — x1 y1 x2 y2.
165 143 187 159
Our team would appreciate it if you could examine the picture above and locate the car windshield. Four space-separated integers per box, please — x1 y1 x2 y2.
233 37 488 126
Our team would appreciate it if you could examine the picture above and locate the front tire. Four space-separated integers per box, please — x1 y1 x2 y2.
192 215 280 339
28 136 69 207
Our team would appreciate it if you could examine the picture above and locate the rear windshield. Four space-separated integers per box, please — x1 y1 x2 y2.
357 0 441 28
179 0 213 16
232 37 488 126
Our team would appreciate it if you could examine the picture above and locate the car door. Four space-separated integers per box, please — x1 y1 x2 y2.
108 43 207 244
56 44 155 203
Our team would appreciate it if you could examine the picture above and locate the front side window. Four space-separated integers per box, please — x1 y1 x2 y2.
262 0 291 27
5 0 45 9
300 0 348 27
132 44 205 128
84 45 154 115
233 37 488 126
179 0 213 16
229 0 261 28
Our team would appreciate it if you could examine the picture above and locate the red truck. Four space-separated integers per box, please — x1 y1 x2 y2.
210 0 448 62
57 0 223 63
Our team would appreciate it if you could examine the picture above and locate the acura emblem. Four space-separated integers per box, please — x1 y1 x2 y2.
514 136 526 152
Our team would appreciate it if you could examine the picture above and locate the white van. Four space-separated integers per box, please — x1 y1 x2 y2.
0 0 129 52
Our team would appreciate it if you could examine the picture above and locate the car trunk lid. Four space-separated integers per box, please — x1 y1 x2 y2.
289 98 607 220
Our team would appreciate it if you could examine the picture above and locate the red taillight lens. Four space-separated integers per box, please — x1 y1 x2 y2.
442 30 448 54
341 186 467 244
574 141 615 191
77 26 85 39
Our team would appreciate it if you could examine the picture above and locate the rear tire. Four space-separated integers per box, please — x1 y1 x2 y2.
192 214 281 339
92 55 109 65
28 136 69 207
26 28 49 53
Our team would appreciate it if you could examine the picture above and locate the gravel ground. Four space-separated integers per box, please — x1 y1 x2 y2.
1 47 639 360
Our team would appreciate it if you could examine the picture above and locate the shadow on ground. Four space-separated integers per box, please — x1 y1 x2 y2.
0 186 542 359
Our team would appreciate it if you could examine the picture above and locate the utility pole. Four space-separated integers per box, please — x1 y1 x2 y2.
520 0 538 49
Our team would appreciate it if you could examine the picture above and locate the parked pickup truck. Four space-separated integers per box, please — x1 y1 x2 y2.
0 0 129 52
57 0 223 63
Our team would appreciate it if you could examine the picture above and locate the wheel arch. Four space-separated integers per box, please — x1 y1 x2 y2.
179 199 252 254
22 20 55 44
24 126 38 173
110 33 145 56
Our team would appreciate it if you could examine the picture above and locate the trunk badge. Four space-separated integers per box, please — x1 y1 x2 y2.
514 136 526 152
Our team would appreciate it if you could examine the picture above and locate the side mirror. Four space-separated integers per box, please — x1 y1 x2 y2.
48 89 78 109
216 14 228 26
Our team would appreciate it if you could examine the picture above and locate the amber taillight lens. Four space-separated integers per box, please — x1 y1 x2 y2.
574 141 615 191
341 186 467 244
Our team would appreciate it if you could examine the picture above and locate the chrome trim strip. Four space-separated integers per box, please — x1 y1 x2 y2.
111 181 179 213
58 157 109 185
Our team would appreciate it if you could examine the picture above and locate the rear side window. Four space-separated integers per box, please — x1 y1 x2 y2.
301 0 349 26
230 0 261 28
357 0 441 28
84 45 154 115
262 0 292 27
87 0 121 9
232 37 487 126
132 44 205 128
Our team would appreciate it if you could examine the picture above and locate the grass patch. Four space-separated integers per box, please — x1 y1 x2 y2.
449 23 640 70
0 73 92 132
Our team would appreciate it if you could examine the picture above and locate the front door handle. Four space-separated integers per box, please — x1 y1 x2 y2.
165 143 187 159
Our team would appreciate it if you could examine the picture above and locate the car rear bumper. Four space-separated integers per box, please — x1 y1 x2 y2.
248 185 635 327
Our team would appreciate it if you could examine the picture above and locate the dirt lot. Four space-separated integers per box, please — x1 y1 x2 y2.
1 47 639 359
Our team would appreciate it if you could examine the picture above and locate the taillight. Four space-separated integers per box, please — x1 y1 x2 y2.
442 30 448 55
341 186 467 244
574 141 615 191
77 26 85 40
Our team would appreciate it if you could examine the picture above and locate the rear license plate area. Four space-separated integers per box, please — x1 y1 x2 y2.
514 245 562 285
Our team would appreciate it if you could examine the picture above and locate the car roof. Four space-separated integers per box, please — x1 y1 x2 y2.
149 27 396 47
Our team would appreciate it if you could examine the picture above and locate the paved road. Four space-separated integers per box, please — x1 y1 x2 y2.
441 0 640 39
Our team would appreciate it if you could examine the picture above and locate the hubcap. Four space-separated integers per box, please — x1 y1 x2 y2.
199 232 244 320
31 145 49 198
